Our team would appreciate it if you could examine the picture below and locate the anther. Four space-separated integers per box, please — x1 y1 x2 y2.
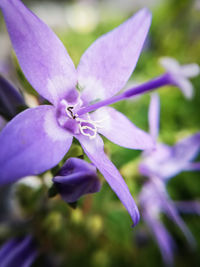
66 106 77 119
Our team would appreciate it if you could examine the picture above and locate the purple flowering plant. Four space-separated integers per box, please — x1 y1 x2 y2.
138 94 200 264
140 93 200 181
0 0 199 226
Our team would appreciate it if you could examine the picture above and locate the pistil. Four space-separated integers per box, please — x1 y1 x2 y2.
76 73 172 116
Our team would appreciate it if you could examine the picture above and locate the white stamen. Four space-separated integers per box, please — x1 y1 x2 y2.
78 124 96 139
61 99 108 139
76 117 97 139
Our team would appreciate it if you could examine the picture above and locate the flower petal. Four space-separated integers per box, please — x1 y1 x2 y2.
159 57 180 73
140 133 200 180
139 181 175 264
152 178 195 246
0 0 77 105
90 107 153 150
162 193 196 246
0 236 38 267
184 162 200 171
0 239 16 262
53 157 101 203
139 143 174 179
148 93 160 142
0 105 72 184
143 211 175 265
77 8 151 104
174 76 194 99
77 134 140 226
180 63 200 78
175 201 200 215
171 132 200 165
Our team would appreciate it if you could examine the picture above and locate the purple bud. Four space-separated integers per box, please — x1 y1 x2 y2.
0 75 25 120
53 157 101 203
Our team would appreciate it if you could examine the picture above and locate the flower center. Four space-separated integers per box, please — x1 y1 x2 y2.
57 99 98 139
66 106 77 119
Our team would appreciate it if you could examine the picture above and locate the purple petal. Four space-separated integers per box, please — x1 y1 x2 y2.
159 57 179 74
140 132 200 180
90 107 153 150
139 143 175 179
140 179 195 249
143 211 175 265
152 178 196 246
0 0 77 105
0 75 25 119
0 236 38 267
160 57 200 79
0 105 72 184
148 93 160 142
184 162 200 171
180 63 200 78
77 8 151 104
139 182 175 264
171 132 200 165
77 134 140 226
53 157 101 203
161 193 195 246
0 239 17 262
175 201 200 215
174 76 194 99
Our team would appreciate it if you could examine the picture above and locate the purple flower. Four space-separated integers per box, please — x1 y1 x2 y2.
0 0 159 225
0 235 38 267
139 93 200 181
53 157 101 203
139 178 200 265
160 57 200 99
0 74 25 120
138 95 200 264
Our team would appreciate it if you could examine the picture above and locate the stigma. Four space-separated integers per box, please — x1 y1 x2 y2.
57 99 99 139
